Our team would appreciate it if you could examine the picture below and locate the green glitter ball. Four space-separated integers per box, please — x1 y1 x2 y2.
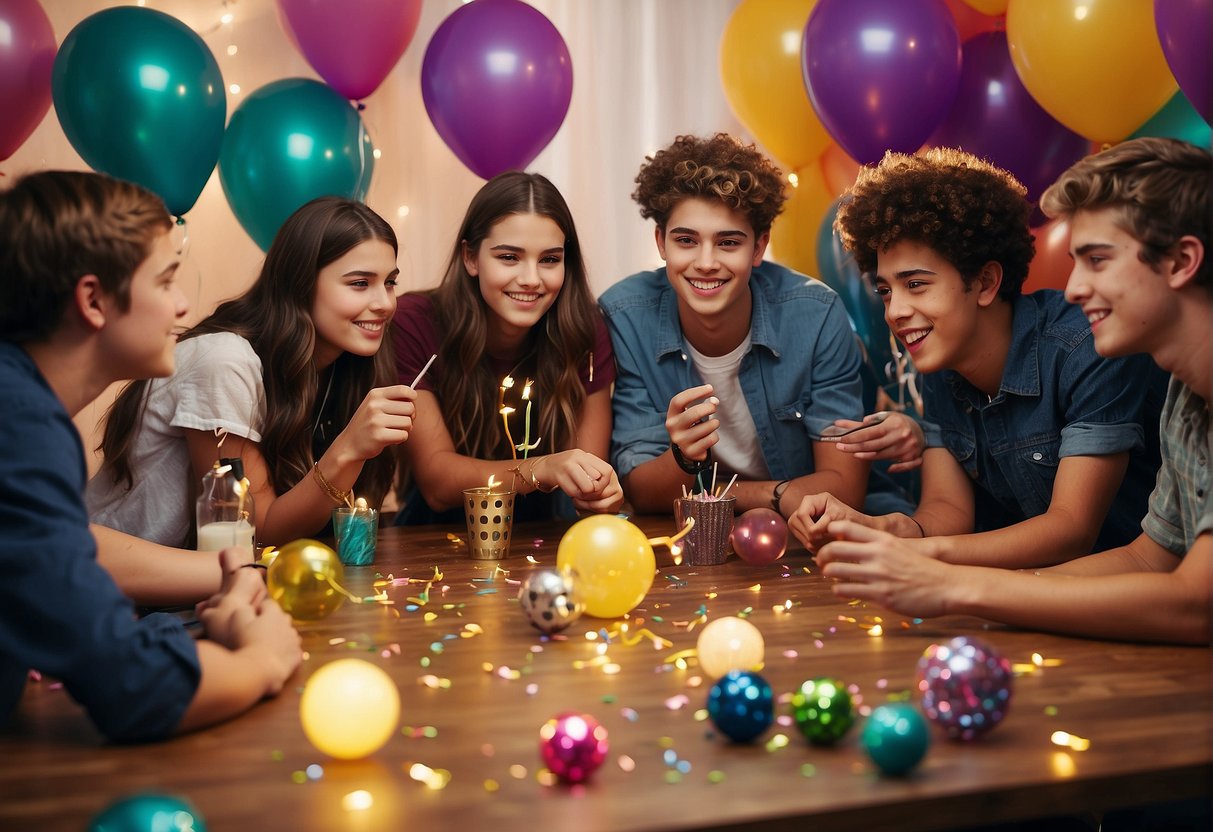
790 678 854 745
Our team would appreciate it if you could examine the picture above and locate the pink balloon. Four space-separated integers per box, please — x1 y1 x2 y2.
0 0 55 161
276 0 422 101
730 509 789 565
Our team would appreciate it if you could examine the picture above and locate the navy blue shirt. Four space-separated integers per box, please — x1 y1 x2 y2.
0 343 200 742
921 291 1165 550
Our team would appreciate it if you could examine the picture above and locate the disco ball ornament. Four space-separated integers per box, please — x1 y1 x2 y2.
791 677 855 745
88 793 205 832
862 702 931 776
266 538 345 620
538 712 609 783
518 568 583 634
730 508 788 564
696 616 765 679
707 669 774 743
916 635 1013 740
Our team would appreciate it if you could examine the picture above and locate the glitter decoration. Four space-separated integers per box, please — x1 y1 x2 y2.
706 670 774 743
862 703 931 776
791 677 855 745
518 569 583 634
916 636 1013 740
538 713 609 784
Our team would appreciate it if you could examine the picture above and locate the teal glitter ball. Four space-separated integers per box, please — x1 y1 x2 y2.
862 703 931 776
89 794 206 832
790 677 854 745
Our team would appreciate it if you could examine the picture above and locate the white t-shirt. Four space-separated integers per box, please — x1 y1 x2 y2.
686 335 770 481
87 332 265 547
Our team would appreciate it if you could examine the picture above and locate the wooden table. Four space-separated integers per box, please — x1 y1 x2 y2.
2 518 1210 831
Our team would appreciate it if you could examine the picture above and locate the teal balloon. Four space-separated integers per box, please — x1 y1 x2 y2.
1129 91 1212 148
219 78 374 250
89 793 206 832
52 7 225 216
862 702 930 776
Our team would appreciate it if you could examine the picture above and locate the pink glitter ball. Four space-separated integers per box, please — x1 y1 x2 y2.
916 635 1013 740
538 712 609 783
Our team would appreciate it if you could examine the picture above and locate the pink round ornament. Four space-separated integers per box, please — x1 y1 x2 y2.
538 712 609 783
916 635 1013 740
730 508 788 564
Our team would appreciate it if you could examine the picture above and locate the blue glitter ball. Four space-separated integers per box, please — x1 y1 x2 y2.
707 670 774 743
916 635 1013 741
862 703 931 776
88 793 206 832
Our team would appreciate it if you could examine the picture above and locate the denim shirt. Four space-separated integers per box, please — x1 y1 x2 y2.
921 290 1166 550
601 260 867 486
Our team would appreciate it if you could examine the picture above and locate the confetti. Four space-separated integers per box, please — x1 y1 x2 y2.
618 755 636 772
1050 731 1091 751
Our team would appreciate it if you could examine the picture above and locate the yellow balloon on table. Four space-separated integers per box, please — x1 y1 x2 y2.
300 658 400 759
266 538 345 620
1006 0 1177 144
556 516 655 619
719 0 831 172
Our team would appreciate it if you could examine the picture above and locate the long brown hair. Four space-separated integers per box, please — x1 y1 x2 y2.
99 197 399 505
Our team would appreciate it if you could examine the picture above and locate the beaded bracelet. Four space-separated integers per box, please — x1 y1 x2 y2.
311 461 351 505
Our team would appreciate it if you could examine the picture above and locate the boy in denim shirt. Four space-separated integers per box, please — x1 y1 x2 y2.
601 134 914 519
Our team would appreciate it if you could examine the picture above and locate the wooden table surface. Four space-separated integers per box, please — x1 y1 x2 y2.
1 518 1210 831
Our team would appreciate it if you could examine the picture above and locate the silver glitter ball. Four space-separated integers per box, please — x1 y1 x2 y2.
519 569 583 634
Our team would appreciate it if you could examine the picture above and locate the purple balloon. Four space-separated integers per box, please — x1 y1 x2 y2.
803 0 962 165
0 0 55 161
730 508 788 565
1154 0 1212 123
276 0 422 101
422 0 572 180
929 31 1090 204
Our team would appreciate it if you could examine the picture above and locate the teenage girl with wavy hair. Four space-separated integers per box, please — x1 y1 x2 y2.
89 197 415 547
393 171 622 523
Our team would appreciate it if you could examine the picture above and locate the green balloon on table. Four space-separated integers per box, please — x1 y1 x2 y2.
51 6 226 216
791 677 855 746
267 538 346 620
219 77 374 250
88 793 206 832
862 702 931 776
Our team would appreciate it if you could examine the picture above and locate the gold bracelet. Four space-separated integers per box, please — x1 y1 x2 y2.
311 462 350 505
510 459 557 494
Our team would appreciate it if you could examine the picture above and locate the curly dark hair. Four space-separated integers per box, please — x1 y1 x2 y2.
632 133 787 234
834 147 1034 298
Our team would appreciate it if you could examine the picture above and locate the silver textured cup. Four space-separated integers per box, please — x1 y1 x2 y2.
673 496 736 565
462 487 516 560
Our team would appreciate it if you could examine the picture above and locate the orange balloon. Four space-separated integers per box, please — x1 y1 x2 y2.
1023 218 1072 294
819 142 861 197
944 0 1004 41
961 0 1007 15
719 0 831 171
1006 0 1177 143
769 160 833 279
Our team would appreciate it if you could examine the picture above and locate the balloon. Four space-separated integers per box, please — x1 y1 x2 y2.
707 670 775 743
1006 0 1177 143
819 141 861 196
916 635 1013 740
730 508 788 565
266 538 346 620
555 516 654 619
769 159 834 278
862 703 931 776
696 616 765 679
52 7 225 215
791 677 855 745
1129 91 1212 148
928 31 1089 204
276 0 422 101
719 0 832 171
538 713 609 784
961 0 1006 13
1022 217 1071 294
0 0 54 161
803 0 962 164
88 794 206 832
422 0 572 179
1154 0 1212 123
943 0 1003 41
300 659 400 759
219 78 374 251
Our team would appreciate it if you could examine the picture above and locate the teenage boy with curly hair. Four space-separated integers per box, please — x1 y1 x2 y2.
601 134 912 519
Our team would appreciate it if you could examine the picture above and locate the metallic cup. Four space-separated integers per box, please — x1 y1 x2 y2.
462 487 516 560
673 496 736 565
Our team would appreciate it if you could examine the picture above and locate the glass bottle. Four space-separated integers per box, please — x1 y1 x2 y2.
196 458 256 552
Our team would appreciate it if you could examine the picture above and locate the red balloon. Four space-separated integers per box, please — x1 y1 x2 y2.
731 509 789 565
0 0 55 161
1023 218 1072 294
943 0 1002 41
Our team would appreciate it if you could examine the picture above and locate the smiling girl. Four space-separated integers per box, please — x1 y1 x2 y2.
392 171 622 523
88 197 415 547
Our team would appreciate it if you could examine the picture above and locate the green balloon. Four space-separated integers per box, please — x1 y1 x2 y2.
1129 91 1212 149
219 78 375 250
52 7 225 216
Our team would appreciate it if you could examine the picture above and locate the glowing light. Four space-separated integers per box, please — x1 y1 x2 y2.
787 172 799 188
227 44 238 56
1051 730 1091 751
228 84 241 95
220 12 234 25
1074 5 1089 21
397 205 410 218
372 148 382 159
342 790 373 811
780 31 800 55
139 65 170 92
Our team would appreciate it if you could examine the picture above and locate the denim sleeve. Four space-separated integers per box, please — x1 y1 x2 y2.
921 418 945 449
604 306 671 478
805 298 864 436
1057 346 1154 458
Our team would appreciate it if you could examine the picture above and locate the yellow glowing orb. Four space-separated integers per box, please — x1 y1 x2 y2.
300 659 400 759
696 616 765 679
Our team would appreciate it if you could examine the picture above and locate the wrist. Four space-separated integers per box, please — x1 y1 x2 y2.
771 479 792 516
670 443 712 475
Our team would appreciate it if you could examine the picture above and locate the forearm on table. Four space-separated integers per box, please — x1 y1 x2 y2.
92 524 224 606
929 508 1107 569
175 641 287 734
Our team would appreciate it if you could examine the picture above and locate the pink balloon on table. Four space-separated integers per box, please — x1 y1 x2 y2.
276 0 422 101
730 508 788 565
1154 0 1212 123
0 0 55 161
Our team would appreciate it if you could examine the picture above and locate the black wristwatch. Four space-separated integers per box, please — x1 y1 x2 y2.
670 443 713 475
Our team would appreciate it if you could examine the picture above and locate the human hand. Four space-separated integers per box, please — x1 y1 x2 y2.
195 547 267 649
816 521 953 618
665 384 718 463
788 492 870 552
338 384 417 460
534 450 624 514
823 411 925 473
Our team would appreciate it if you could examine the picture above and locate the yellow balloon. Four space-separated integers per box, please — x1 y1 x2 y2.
1006 0 1177 143
267 538 345 620
769 159 835 279
300 659 400 759
720 0 831 171
961 0 1007 15
556 516 655 619
696 616 766 679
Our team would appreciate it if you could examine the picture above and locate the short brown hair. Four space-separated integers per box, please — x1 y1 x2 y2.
1041 137 1211 288
834 147 1034 299
632 133 787 235
0 170 172 344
